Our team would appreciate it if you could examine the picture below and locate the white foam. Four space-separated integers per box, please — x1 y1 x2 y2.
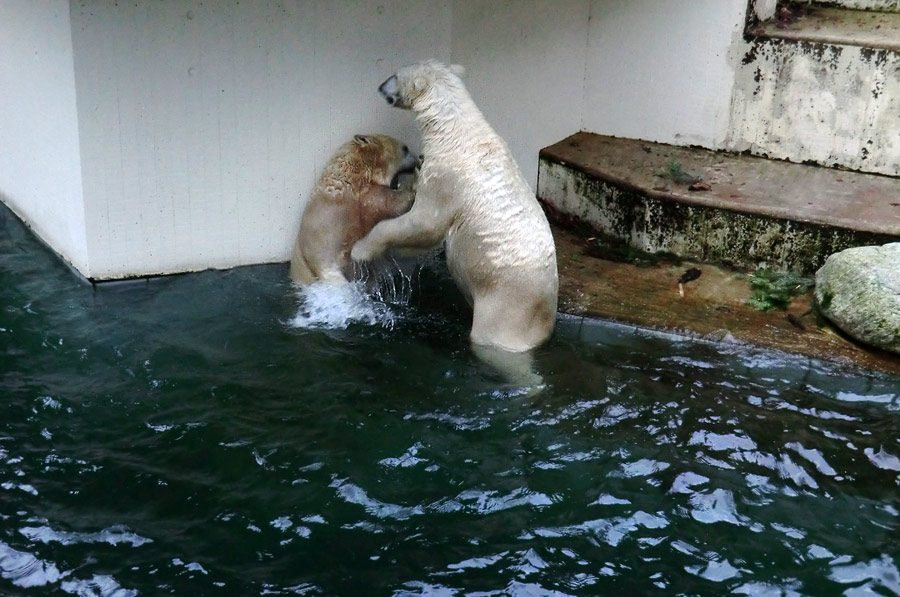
289 281 401 330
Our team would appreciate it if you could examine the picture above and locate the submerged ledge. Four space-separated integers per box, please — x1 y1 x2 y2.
549 222 900 376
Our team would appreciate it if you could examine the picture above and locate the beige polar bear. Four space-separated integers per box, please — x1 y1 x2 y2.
351 60 558 353
289 134 418 284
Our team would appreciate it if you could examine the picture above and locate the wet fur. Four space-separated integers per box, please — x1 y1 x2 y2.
290 135 417 285
352 61 558 353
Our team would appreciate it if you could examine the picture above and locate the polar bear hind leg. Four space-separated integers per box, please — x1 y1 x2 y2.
469 288 556 353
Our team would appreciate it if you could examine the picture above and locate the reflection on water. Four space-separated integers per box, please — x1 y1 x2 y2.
1 204 899 596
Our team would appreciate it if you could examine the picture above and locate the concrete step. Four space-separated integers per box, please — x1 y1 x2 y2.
729 5 900 177
755 5 900 50
537 132 900 275
815 0 899 13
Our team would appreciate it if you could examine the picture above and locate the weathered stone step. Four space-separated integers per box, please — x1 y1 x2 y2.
730 5 900 177
538 132 900 275
754 5 900 50
813 0 899 14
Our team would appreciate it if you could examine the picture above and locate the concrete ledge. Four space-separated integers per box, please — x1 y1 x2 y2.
754 6 900 51
538 132 900 274
816 0 900 13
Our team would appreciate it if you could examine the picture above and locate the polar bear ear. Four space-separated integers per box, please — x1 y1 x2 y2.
412 76 428 94
449 64 466 78
353 134 372 145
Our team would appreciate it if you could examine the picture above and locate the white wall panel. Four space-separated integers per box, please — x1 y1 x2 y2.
70 0 451 278
450 0 591 189
582 0 746 148
0 0 88 274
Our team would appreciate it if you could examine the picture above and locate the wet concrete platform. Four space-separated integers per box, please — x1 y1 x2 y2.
538 133 900 274
551 223 900 376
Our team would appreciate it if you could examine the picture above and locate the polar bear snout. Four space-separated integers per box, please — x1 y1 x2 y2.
378 75 403 108
390 150 419 189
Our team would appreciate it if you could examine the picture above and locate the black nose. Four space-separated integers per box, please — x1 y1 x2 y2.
379 75 398 105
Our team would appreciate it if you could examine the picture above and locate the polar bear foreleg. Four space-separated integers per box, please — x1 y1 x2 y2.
350 204 450 262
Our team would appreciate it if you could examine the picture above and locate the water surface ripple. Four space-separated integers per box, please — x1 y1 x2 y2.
1 206 899 595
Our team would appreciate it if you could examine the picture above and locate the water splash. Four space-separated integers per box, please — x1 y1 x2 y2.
289 282 398 330
289 260 418 330
353 257 417 306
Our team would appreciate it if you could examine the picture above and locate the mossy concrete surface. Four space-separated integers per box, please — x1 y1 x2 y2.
538 133 900 275
550 224 900 376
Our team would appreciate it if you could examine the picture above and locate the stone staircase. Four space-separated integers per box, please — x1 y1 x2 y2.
538 1 900 274
735 1 900 176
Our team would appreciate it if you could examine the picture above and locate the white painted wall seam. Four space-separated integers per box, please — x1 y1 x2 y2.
579 1 595 134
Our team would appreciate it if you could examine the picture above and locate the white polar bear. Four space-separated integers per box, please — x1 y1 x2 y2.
351 60 558 353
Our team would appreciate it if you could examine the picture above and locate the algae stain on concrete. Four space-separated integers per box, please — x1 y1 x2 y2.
728 38 900 176
538 158 897 275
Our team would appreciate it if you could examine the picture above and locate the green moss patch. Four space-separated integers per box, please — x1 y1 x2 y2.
747 268 814 311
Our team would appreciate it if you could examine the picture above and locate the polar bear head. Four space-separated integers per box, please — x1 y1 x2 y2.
326 134 418 190
378 60 467 112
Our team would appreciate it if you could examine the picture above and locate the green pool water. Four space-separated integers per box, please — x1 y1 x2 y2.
2 204 899 596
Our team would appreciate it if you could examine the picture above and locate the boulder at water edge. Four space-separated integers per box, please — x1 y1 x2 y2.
815 243 900 355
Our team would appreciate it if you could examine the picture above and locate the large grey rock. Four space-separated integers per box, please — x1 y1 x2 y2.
815 243 900 355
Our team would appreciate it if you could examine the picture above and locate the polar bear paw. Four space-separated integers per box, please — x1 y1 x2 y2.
350 238 376 262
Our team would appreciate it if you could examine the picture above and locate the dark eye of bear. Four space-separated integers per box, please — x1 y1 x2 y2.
402 145 409 154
